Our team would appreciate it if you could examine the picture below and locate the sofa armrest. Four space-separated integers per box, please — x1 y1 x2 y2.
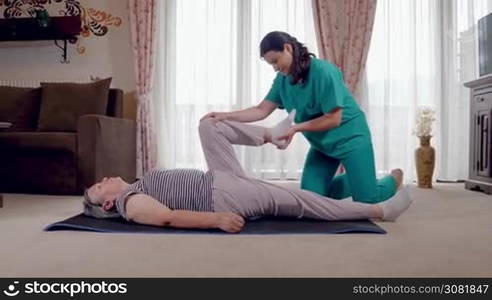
77 114 136 191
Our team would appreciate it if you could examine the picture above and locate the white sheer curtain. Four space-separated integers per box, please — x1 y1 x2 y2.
154 0 318 179
363 0 492 183
440 0 492 181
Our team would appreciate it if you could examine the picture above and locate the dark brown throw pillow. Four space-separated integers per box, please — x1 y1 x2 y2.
0 86 42 132
37 78 112 131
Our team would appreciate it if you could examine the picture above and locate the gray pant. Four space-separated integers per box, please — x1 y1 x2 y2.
198 119 377 220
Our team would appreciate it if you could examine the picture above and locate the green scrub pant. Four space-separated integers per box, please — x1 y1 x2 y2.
300 142 397 204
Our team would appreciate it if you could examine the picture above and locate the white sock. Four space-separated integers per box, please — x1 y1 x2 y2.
380 185 412 222
269 109 296 147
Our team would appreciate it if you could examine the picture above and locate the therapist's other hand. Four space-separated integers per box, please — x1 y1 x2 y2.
200 112 230 123
276 125 298 150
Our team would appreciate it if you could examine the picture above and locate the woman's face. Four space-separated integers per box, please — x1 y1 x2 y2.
262 43 293 75
87 177 126 209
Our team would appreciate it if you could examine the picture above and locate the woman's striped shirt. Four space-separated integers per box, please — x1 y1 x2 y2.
115 169 214 221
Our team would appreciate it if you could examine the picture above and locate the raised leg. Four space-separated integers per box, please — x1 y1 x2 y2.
199 119 269 177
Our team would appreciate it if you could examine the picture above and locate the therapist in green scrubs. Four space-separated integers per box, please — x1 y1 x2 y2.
202 31 402 203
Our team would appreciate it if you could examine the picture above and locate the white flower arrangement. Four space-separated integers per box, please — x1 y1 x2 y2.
413 107 436 137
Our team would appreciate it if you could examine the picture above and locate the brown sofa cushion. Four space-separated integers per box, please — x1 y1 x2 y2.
37 78 112 132
0 132 76 153
0 86 41 131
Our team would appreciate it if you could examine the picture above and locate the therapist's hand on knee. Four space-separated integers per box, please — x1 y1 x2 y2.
200 112 229 123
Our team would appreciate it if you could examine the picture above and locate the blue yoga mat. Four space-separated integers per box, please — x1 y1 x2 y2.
44 213 386 234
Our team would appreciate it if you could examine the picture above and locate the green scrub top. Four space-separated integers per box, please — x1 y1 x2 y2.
265 57 371 158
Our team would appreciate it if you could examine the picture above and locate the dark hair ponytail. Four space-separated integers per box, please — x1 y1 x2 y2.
260 31 316 85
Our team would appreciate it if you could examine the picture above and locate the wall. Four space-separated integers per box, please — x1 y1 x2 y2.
0 0 137 119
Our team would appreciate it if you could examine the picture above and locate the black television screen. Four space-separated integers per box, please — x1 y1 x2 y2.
478 12 492 77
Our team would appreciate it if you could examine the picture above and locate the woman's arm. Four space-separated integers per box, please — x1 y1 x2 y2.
200 100 277 123
275 108 343 149
295 107 342 132
125 194 245 233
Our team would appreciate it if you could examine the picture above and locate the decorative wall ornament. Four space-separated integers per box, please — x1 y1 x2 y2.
76 5 122 54
0 0 122 55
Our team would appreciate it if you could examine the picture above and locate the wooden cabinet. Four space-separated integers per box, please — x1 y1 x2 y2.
465 74 492 193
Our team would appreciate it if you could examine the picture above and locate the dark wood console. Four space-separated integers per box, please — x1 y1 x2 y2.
465 74 492 194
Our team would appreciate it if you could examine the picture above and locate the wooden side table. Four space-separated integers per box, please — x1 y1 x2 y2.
0 122 12 207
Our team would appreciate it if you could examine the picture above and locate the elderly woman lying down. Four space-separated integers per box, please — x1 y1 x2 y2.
83 119 412 233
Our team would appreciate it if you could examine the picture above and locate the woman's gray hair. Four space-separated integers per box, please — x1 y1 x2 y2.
83 189 120 219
